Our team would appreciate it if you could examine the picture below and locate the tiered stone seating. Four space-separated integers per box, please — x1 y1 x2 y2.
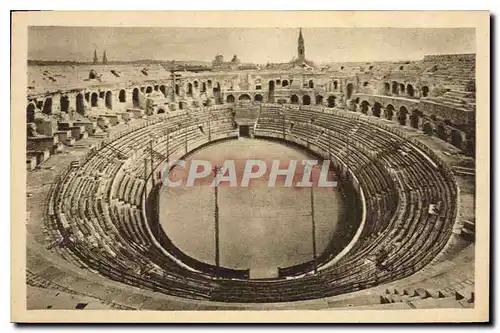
41 102 458 304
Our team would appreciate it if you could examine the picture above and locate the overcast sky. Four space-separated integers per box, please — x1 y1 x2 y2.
28 27 476 63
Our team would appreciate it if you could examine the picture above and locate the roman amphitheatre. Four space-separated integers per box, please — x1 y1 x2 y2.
25 28 476 310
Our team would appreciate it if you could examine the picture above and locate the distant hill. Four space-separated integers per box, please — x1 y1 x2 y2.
28 59 212 67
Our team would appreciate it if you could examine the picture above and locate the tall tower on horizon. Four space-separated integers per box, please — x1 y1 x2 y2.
93 49 98 64
102 50 108 65
298 28 305 62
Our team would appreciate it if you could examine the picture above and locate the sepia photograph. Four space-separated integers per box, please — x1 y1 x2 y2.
10 11 490 323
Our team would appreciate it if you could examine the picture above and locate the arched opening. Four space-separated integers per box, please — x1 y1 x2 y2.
154 85 159 92
207 80 212 89
315 95 324 105
346 83 354 100
160 85 166 97
407 84 415 97
84 92 90 103
132 88 140 108
436 124 447 141
238 94 251 102
213 82 222 104
360 101 370 114
26 103 36 123
422 86 429 97
254 94 263 103
291 94 299 105
282 80 289 87
146 86 153 94
157 108 166 114
99 91 105 99
423 122 433 135
268 80 275 101
36 100 44 109
302 95 311 105
333 81 338 90
187 83 193 97
193 81 198 89
60 95 70 113
91 93 98 107
226 94 235 103
372 102 382 117
385 104 395 121
119 89 126 103
363 81 369 87
140 87 145 93
178 102 184 110
327 95 336 108
450 130 463 149
391 81 398 95
410 110 419 129
175 84 180 96
105 91 113 109
399 83 405 94
384 82 390 95
42 98 53 114
76 93 85 115
201 82 207 93
308 80 314 89
398 106 408 126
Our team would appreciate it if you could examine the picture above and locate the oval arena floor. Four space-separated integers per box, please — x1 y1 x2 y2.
159 139 346 278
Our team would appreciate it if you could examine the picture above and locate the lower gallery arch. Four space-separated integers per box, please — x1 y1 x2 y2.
119 89 126 103
346 83 354 100
26 103 36 122
60 95 70 113
76 93 85 115
132 88 140 108
385 104 395 120
291 94 299 104
91 92 98 107
360 101 370 114
410 110 420 129
105 91 113 109
226 94 235 103
327 95 336 108
372 102 382 117
302 95 311 105
398 106 408 126
254 94 263 102
42 97 53 114
160 85 166 97
238 94 251 102
315 95 324 105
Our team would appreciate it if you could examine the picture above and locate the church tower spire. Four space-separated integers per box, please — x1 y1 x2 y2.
102 50 108 65
93 49 98 64
298 28 305 62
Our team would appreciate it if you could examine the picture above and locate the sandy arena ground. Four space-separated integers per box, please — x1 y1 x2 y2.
159 138 346 276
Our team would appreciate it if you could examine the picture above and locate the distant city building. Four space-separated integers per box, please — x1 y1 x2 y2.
93 49 98 65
